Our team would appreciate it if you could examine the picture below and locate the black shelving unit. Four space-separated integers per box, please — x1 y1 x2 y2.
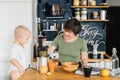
37 0 108 51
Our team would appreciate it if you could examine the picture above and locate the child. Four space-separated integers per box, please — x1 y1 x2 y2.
8 25 31 80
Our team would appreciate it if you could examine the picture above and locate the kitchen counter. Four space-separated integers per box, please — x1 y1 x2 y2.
19 67 120 80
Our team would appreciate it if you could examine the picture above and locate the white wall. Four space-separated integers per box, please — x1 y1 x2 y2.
107 0 120 6
0 0 33 79
0 0 32 62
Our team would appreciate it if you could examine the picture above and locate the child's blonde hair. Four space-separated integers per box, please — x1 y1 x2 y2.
14 25 31 38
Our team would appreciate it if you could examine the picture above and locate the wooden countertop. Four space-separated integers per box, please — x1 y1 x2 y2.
19 67 120 80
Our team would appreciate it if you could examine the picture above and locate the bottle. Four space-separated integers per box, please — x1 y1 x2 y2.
98 53 105 70
55 3 60 16
37 18 42 36
75 8 80 20
33 41 39 58
92 44 98 59
46 21 49 30
52 4 56 16
42 20 46 30
110 47 119 70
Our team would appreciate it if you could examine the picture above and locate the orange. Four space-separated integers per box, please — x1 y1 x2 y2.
100 69 110 77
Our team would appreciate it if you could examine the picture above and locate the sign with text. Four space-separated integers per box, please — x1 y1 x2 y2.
79 22 106 51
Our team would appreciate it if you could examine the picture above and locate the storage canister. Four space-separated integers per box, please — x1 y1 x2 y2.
100 10 106 20
73 0 80 6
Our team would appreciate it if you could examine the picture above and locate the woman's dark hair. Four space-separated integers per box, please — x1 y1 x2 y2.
63 18 81 35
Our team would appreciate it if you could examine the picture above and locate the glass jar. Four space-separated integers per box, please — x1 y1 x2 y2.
39 57 48 73
100 10 107 20
89 0 96 6
88 0 93 6
98 53 105 70
75 8 80 20
81 8 87 20
73 0 80 6
93 11 98 20
81 0 87 6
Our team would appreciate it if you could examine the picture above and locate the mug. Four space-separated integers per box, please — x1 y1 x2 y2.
84 66 92 77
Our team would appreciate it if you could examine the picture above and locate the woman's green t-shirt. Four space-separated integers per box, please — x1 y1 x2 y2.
52 35 88 62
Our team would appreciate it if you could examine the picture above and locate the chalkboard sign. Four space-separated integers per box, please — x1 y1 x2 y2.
79 22 106 51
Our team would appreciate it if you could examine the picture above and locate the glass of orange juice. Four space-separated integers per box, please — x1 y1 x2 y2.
48 61 56 73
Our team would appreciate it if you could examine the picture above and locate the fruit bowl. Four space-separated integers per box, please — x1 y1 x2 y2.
61 62 79 72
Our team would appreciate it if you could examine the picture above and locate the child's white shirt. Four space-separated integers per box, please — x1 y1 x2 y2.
8 43 27 75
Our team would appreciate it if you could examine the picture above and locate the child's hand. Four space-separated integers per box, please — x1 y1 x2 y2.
19 67 25 73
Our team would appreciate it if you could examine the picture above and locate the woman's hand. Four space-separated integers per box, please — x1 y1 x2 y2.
80 51 88 71
47 45 56 54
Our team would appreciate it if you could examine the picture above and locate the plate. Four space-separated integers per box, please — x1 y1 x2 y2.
91 71 100 75
75 69 100 75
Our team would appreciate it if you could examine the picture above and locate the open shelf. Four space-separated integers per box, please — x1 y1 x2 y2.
78 19 109 22
71 6 109 8
46 16 63 19
88 51 110 62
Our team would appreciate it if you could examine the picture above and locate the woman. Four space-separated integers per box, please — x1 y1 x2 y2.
47 18 88 69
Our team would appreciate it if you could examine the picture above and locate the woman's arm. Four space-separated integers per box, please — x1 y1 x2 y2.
80 51 88 70
47 45 56 54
